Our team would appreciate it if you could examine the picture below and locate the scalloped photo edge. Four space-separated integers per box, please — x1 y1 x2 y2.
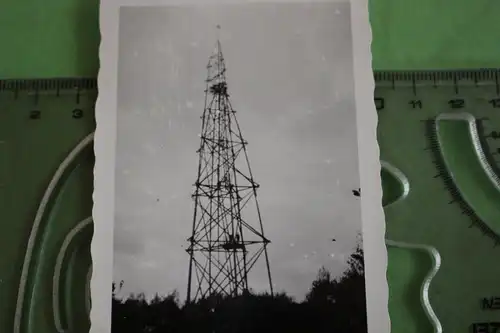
94 1 388 332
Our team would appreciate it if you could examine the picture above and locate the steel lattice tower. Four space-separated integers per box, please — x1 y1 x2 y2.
186 37 273 303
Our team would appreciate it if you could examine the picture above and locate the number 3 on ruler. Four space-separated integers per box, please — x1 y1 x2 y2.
72 109 83 119
29 110 41 119
448 99 465 109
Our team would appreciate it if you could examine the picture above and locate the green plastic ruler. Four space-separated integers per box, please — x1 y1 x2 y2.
2 72 500 333
377 69 500 333
0 78 96 333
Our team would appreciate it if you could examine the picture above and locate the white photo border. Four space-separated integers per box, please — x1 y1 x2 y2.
94 1 389 332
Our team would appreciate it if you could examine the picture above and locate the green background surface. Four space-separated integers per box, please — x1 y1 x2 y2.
1 0 500 78
2 1 500 333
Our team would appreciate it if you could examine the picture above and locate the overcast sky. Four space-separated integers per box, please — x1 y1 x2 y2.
114 1 362 302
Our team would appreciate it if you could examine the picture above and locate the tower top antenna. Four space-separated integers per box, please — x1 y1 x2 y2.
213 25 223 63
216 24 221 40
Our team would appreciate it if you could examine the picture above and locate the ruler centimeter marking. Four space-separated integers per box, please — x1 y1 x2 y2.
0 69 499 95
0 78 97 92
0 78 98 122
372 70 500 110
374 69 500 91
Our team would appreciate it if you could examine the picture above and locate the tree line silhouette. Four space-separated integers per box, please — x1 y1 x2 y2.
112 242 367 333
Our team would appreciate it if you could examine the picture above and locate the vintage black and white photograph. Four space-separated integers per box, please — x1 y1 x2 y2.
94 0 388 332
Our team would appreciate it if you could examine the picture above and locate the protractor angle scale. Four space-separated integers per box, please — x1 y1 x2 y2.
376 69 500 333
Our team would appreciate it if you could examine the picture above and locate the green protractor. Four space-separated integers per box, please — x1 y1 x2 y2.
0 79 96 333
377 70 500 333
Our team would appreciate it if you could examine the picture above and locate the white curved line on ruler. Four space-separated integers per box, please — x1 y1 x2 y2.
382 162 441 331
380 161 410 208
436 112 500 192
385 240 443 333
14 132 95 333
85 263 93 317
53 216 93 333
